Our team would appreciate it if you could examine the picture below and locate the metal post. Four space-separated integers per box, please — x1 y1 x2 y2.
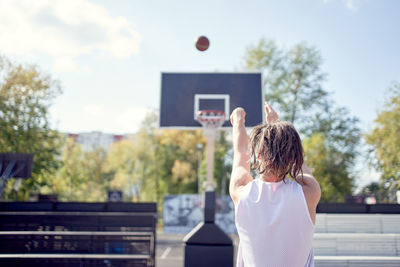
204 130 216 191
197 144 203 194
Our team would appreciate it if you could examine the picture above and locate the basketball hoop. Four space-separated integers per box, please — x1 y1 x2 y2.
196 110 226 130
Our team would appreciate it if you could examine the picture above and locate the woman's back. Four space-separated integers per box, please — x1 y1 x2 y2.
229 104 320 267
235 178 314 267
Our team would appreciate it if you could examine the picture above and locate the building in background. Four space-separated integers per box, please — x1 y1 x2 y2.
67 131 127 151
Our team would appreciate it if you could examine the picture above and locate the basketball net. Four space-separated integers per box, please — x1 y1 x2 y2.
196 110 226 131
196 110 226 191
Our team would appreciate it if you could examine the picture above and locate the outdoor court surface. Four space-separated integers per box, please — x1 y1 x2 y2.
156 232 239 267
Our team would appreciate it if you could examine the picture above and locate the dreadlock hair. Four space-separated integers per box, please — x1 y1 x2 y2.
249 121 304 181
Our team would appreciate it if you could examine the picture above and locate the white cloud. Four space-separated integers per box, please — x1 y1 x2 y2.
0 0 142 72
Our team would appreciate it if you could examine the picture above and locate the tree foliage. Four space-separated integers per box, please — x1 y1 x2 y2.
303 133 353 202
0 55 62 200
245 39 328 125
13 109 231 205
244 39 361 202
49 138 108 201
365 82 400 201
103 112 232 207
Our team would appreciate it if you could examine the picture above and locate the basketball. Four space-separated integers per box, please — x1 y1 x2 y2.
195 36 210 51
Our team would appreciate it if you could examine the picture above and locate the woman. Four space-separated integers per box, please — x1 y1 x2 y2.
230 103 321 267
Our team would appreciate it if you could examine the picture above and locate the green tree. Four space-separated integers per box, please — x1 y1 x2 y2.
103 112 206 209
0 55 62 200
303 133 353 202
365 82 400 202
158 127 231 196
361 182 380 196
104 139 146 201
50 138 108 201
135 112 171 203
305 106 360 159
361 182 383 202
245 39 328 125
244 39 360 202
156 125 206 194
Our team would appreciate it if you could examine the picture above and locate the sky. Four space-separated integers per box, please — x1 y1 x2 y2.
1 0 399 188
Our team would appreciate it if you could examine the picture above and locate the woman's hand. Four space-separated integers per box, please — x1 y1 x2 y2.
230 107 246 126
265 102 279 123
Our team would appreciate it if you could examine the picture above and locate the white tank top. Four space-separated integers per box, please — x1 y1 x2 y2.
235 178 315 267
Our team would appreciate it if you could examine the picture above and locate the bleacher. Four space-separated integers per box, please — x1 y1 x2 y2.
0 202 157 267
314 214 400 267
315 214 400 233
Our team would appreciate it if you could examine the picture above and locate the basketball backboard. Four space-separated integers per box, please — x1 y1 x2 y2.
159 72 264 129
0 153 33 178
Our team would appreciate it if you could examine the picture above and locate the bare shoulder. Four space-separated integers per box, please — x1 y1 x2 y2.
229 167 253 206
299 174 321 205
296 174 321 224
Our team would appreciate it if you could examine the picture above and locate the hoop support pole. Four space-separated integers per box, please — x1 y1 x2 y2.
204 130 217 191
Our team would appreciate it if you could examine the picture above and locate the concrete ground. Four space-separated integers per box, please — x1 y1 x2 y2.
156 232 184 267
156 232 239 267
